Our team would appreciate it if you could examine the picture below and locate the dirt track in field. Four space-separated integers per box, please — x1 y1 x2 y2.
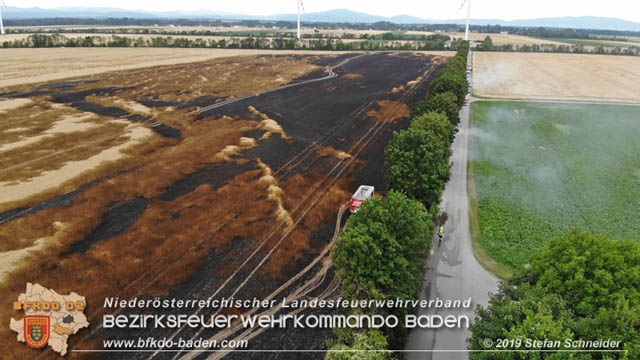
0 52 445 359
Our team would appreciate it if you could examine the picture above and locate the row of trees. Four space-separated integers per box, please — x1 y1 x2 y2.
327 42 470 358
473 24 640 39
477 36 640 57
470 231 640 359
1 34 452 51
386 41 469 211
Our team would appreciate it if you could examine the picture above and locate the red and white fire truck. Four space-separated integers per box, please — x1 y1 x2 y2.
350 185 374 213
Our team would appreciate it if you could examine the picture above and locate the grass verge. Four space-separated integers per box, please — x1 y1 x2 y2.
467 159 514 280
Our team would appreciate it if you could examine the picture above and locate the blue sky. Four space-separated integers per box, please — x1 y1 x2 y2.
7 0 640 23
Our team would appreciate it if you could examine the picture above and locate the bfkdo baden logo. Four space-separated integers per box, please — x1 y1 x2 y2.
24 315 50 348
10 283 89 356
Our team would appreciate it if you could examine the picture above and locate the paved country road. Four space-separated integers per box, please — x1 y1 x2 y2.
406 52 499 360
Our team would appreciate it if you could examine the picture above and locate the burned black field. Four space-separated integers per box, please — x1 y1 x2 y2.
206 53 436 187
0 52 445 359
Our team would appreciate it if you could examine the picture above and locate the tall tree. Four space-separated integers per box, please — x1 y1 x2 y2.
411 91 460 126
385 129 451 209
411 110 457 144
332 191 432 303
431 72 468 106
482 35 494 51
470 232 640 359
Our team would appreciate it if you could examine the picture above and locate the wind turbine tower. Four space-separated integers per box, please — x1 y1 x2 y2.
0 1 5 36
297 0 304 40
465 0 471 41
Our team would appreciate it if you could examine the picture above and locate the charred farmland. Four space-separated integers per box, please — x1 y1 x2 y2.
0 52 444 359
120 53 441 360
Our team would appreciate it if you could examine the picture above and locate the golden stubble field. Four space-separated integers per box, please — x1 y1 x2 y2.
0 53 326 210
446 32 566 46
473 52 640 103
0 48 357 88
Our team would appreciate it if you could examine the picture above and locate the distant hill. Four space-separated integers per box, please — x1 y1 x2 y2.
3 6 640 31
261 9 428 25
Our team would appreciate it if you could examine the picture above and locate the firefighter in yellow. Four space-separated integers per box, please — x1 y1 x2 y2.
438 225 444 245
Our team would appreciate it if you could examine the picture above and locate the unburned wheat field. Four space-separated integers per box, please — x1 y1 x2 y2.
473 52 640 103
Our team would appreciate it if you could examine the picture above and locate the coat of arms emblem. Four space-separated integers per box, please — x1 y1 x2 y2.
24 315 50 348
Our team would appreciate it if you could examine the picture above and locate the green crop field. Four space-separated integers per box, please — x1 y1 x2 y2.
470 101 640 271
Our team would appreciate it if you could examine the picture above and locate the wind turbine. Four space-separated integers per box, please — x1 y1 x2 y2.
296 0 304 40
460 0 471 41
0 0 6 35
